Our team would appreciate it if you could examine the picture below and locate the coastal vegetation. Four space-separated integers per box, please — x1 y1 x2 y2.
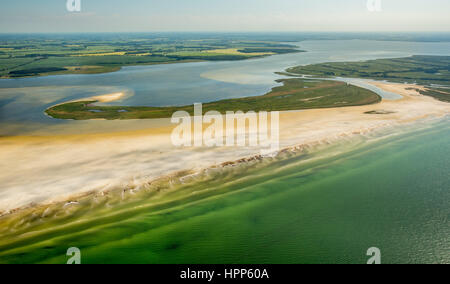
45 79 381 120
288 56 450 102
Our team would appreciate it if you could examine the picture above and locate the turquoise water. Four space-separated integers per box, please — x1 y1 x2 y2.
1 119 448 264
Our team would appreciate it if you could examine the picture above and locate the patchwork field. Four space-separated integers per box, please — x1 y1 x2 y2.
0 35 301 78
288 56 450 102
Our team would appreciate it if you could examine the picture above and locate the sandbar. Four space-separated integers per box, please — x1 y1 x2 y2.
0 82 448 213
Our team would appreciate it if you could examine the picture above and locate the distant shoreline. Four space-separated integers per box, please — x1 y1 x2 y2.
0 36 303 79
0 59 206 80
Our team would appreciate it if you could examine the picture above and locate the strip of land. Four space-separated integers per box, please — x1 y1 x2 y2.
45 56 450 120
287 55 450 102
0 81 449 217
0 36 301 78
45 79 381 120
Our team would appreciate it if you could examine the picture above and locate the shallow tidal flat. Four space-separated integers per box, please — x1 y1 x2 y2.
0 116 449 264
1 82 449 211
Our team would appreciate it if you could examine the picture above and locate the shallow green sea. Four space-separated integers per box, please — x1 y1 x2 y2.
0 119 449 264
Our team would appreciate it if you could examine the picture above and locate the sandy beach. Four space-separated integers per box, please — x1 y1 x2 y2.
90 92 125 103
47 92 126 108
0 82 448 213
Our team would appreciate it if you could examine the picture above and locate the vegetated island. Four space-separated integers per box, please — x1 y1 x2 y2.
0 36 302 78
45 55 450 120
287 55 450 103
45 79 381 120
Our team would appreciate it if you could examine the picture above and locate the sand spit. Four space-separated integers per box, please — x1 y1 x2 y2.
90 92 125 103
0 82 449 214
46 92 125 110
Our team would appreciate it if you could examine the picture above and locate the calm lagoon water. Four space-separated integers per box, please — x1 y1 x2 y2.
0 118 448 264
1 40 450 135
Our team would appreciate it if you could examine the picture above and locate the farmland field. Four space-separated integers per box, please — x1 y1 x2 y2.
288 56 450 102
0 34 301 78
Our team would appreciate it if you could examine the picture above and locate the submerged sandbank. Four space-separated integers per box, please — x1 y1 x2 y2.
3 120 449 264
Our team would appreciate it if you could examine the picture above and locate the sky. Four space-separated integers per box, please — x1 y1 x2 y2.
1 0 450 33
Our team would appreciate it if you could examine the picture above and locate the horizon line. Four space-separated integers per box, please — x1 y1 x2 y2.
1 31 450 34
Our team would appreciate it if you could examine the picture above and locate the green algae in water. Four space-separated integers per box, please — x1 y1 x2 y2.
0 119 449 264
